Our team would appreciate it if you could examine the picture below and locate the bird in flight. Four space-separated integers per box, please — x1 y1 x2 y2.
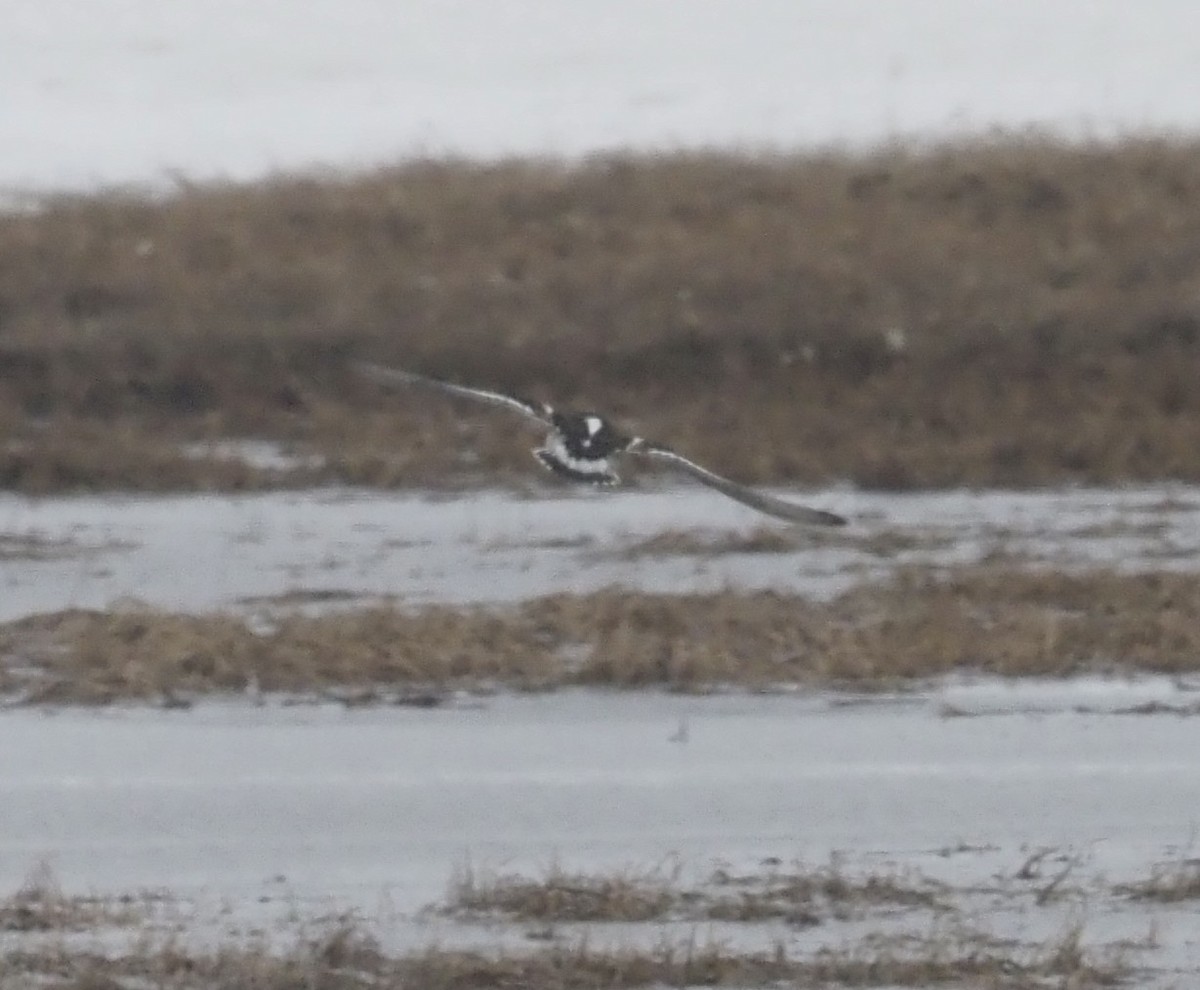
352 361 846 527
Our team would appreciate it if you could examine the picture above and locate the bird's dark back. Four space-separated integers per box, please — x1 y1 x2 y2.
551 411 630 459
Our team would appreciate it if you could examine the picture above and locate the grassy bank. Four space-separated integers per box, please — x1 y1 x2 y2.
4 565 1198 704
2 137 1200 492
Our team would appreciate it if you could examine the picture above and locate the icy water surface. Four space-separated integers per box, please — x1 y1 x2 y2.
3 486 1200 982
1 483 1198 622
3 691 1200 977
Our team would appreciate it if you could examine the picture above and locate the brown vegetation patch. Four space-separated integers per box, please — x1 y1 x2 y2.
0 865 141 933
611 526 806 558
0 922 1125 990
0 533 82 562
236 588 366 608
446 862 681 923
0 531 137 562
4 565 1200 704
1116 857 1200 902
2 139 1200 491
610 524 951 559
0 602 563 704
705 862 947 925
443 860 946 929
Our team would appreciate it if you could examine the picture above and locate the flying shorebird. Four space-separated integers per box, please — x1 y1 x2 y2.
352 361 847 527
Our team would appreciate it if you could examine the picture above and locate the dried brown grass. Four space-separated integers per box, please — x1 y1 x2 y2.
0 864 142 933
610 526 806 558
446 861 681 923
609 523 951 559
1117 857 1200 903
706 862 946 924
3 565 1200 703
0 922 1126 990
2 139 1200 491
443 859 946 928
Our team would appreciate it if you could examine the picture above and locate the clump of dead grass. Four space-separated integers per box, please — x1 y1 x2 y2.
4 565 1200 703
445 861 682 923
609 524 953 560
442 858 946 929
1116 857 1200 903
706 861 947 925
0 863 142 933
610 526 804 559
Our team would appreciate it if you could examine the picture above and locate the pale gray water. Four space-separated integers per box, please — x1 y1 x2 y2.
3 487 1200 980
1 484 1198 622
2 691 1200 974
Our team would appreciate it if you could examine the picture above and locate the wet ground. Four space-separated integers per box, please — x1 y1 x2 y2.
3 483 1200 984
4 690 1200 982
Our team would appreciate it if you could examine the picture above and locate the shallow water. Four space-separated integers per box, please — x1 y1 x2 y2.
2 690 1199 976
3 486 1200 981
1 484 1198 622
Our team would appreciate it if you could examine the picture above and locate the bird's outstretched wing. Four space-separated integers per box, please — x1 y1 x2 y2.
628 442 847 527
352 362 552 426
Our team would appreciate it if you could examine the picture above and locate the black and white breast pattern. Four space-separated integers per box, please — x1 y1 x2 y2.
533 412 633 485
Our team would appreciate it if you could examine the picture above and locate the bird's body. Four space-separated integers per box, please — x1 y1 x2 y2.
535 410 631 485
353 361 846 527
